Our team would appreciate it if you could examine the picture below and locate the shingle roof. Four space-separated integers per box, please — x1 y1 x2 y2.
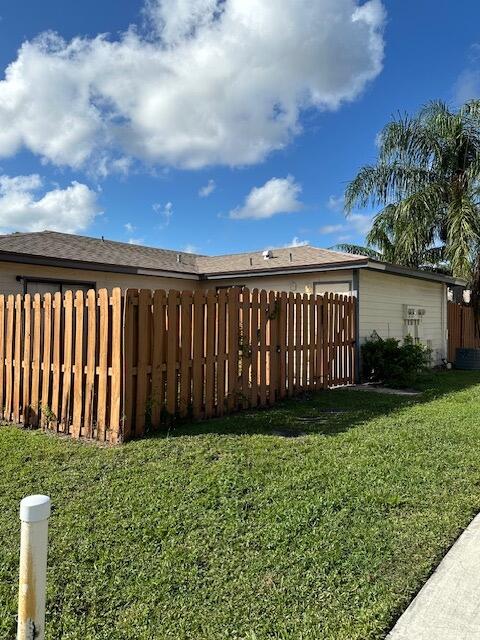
0 231 367 276
0 231 200 274
196 245 366 275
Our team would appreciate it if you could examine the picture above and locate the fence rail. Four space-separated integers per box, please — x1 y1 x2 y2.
447 301 480 361
0 287 356 443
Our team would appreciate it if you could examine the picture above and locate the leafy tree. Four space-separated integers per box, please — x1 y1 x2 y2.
337 100 480 292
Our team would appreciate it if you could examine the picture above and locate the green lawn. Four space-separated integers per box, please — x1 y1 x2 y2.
1 372 480 639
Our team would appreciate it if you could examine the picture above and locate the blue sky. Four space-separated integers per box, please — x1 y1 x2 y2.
0 0 479 256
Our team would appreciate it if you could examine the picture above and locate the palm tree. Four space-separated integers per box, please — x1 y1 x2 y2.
338 100 480 292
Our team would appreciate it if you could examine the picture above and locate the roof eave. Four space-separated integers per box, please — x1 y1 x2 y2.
201 259 368 279
365 259 467 286
0 250 200 280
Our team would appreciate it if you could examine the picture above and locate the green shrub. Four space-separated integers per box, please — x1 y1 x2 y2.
361 332 431 387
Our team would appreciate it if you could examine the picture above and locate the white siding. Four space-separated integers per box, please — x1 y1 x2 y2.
359 269 447 363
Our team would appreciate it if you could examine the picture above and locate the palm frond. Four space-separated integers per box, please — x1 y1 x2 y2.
344 163 431 212
330 244 382 260
344 98 480 297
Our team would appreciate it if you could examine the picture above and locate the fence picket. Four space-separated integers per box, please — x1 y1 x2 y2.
179 291 192 418
277 292 287 399
268 291 278 403
241 288 251 409
259 290 267 406
40 294 52 429
250 289 259 407
287 293 294 396
22 295 32 425
72 291 84 438
151 290 166 429
96 288 109 440
30 294 42 428
301 294 308 389
192 290 205 419
315 296 323 389
123 290 135 439
166 290 179 417
307 295 315 390
83 289 96 438
51 292 62 430
110 288 122 442
60 291 73 433
13 295 22 424
217 288 227 416
0 295 5 420
205 289 216 418
4 295 14 422
227 288 240 412
294 294 302 391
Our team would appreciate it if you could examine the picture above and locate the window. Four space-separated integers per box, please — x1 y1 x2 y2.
18 276 96 296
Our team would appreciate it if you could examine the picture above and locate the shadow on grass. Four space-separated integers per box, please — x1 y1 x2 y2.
144 371 480 441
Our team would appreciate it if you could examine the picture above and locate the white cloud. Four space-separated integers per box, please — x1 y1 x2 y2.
349 213 373 235
285 236 309 247
199 179 216 198
455 70 480 104
128 237 145 245
319 223 343 234
229 176 303 220
0 0 385 172
124 222 135 233
0 174 100 233
327 195 344 211
319 213 372 239
454 44 480 104
153 201 173 227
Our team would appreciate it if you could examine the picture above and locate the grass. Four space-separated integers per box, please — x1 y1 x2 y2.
1 372 480 639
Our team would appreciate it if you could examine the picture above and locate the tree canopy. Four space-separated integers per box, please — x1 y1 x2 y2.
338 100 480 285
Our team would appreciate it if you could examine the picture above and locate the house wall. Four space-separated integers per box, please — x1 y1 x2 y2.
358 269 448 364
0 261 197 294
0 260 356 297
202 269 355 295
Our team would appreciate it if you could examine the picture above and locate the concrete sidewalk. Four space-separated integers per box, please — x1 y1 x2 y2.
388 513 480 639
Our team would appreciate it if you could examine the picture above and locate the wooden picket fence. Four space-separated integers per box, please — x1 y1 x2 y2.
0 287 356 443
447 301 480 361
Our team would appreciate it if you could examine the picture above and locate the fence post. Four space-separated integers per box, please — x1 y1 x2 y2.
17 495 51 640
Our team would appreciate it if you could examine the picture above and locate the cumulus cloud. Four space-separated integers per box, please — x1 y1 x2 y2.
320 213 372 239
199 179 216 198
0 0 385 172
229 176 303 220
0 174 100 233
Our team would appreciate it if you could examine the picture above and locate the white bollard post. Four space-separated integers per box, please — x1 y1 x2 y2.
17 495 51 640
